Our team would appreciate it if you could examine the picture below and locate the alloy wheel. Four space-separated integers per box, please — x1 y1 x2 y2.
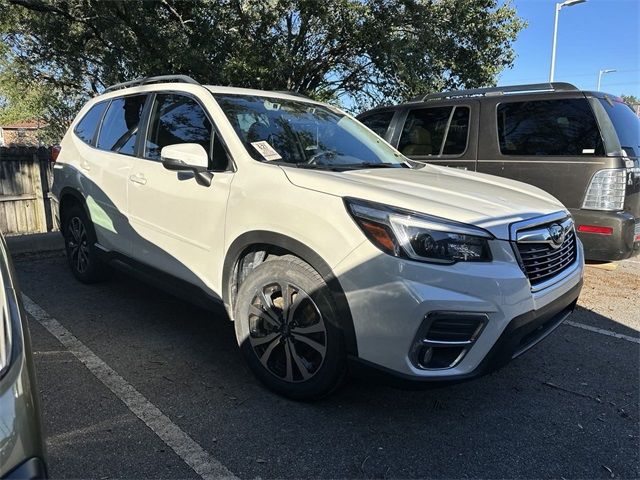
67 216 90 274
248 281 327 383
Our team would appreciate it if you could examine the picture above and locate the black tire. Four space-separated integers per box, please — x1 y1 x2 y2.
234 255 347 400
62 203 109 283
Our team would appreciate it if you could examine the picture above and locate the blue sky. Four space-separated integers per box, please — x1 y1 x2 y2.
498 0 640 97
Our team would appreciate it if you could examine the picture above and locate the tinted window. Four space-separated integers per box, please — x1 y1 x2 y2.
97 95 147 155
74 101 107 144
599 99 640 157
145 94 212 162
497 99 604 156
359 111 394 138
399 106 469 156
442 107 470 155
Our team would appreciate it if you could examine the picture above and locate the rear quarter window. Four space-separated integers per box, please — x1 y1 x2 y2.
74 101 108 145
497 98 604 156
599 99 640 157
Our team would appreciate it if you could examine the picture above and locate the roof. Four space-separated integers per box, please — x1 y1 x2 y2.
101 75 319 105
204 85 319 102
0 120 43 129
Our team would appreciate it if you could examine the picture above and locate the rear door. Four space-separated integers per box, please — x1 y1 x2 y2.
87 93 148 256
476 95 611 210
392 101 479 170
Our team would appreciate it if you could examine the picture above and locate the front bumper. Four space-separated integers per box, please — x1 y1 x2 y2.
334 236 584 382
571 208 639 261
349 279 581 388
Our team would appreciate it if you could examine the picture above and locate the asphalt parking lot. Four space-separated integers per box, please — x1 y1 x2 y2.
13 250 640 479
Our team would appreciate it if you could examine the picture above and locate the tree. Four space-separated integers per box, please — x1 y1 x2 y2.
0 0 524 137
621 94 639 105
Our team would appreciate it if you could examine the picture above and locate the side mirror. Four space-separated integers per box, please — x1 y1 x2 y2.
161 143 212 187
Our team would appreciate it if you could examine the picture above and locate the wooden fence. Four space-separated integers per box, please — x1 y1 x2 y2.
0 147 55 235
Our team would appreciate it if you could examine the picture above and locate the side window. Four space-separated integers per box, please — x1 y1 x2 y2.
359 111 394 138
96 95 147 155
442 107 470 155
145 94 214 163
497 99 605 156
74 101 108 145
398 106 470 157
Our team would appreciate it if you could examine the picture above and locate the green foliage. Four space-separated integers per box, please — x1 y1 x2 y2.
0 0 525 140
621 94 640 105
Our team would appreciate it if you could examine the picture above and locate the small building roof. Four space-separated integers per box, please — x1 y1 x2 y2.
0 120 44 129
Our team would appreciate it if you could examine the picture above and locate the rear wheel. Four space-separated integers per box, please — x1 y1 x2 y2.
62 204 109 283
234 255 347 400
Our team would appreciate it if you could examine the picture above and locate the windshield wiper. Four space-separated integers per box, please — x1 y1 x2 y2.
277 162 407 171
337 162 405 169
292 163 346 171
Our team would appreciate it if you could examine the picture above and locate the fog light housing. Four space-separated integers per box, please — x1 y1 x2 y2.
411 312 488 370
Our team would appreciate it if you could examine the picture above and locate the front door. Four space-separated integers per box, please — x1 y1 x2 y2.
127 92 234 293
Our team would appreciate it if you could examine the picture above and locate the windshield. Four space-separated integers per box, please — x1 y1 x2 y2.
599 98 640 157
213 93 408 169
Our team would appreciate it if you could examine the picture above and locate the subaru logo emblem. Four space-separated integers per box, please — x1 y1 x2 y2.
548 224 565 248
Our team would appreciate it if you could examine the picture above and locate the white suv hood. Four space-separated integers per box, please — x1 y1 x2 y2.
282 164 566 240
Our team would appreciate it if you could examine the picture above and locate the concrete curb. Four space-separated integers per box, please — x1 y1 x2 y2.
5 232 64 255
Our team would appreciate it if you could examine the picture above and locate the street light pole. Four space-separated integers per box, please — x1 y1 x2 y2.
597 69 617 91
549 3 561 83
549 0 587 83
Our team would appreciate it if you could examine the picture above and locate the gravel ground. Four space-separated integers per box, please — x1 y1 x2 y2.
580 260 640 329
13 251 640 479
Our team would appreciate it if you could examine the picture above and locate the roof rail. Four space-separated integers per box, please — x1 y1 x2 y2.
410 82 579 102
272 90 312 99
103 75 200 93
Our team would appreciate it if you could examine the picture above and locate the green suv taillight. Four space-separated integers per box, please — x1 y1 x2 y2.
582 168 626 211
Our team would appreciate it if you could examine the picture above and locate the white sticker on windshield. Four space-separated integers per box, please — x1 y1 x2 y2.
251 141 282 161
582 148 595 154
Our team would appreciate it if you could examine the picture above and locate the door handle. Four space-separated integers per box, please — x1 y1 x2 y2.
80 160 91 171
129 173 147 185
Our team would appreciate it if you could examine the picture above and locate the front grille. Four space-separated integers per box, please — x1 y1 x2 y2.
517 229 577 286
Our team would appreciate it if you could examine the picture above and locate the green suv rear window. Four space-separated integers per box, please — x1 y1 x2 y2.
497 98 604 156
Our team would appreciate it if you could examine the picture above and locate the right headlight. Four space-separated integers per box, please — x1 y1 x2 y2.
345 198 493 264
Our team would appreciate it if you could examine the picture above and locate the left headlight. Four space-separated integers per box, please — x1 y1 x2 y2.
345 198 493 264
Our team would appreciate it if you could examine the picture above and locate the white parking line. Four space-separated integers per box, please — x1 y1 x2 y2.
564 320 640 344
22 294 237 480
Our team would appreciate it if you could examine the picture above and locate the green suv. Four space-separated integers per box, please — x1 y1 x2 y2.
358 83 640 261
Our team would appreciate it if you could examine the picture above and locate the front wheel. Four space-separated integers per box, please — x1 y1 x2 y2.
234 255 347 400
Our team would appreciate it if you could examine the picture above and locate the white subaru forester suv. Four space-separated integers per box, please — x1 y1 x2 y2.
52 75 584 400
